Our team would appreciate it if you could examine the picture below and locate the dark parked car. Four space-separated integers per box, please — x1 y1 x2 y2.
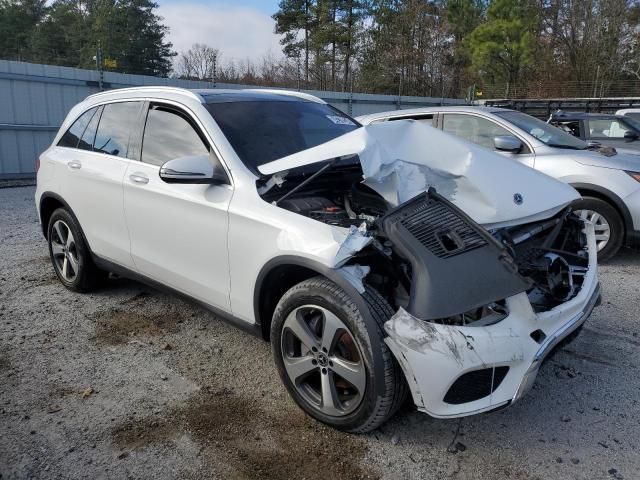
549 111 640 152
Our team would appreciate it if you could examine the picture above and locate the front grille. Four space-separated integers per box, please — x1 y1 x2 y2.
443 366 509 405
398 196 487 258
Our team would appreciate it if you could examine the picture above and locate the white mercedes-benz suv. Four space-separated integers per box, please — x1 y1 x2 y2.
36 87 600 432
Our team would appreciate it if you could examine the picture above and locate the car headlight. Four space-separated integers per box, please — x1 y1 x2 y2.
625 171 640 182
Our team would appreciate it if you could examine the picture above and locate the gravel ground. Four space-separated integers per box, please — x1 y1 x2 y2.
1 185 638 480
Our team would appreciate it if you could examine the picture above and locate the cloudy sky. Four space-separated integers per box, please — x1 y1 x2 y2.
156 0 284 62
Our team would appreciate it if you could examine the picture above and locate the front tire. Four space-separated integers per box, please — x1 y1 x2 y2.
573 196 623 261
47 208 103 292
271 277 407 433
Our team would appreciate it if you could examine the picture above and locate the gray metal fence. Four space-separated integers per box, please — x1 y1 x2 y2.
0 60 465 179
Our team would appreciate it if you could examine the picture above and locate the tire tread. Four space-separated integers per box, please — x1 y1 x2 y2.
272 276 408 433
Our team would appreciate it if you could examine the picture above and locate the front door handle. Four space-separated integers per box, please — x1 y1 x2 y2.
67 161 82 170
129 173 149 185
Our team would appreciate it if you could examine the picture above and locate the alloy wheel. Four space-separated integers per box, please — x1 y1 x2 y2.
574 209 611 252
281 305 366 417
50 220 79 282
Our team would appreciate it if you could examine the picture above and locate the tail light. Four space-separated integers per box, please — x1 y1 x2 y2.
35 157 41 173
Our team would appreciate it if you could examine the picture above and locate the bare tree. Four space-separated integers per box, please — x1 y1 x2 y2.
176 43 219 80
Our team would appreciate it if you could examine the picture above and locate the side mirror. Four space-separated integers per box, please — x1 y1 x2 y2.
494 135 523 153
624 130 639 142
159 153 227 184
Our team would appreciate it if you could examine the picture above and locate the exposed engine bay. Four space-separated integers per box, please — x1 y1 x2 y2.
260 165 589 326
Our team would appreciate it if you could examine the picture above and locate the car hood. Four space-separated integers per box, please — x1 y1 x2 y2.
258 120 580 228
613 147 640 157
570 148 640 171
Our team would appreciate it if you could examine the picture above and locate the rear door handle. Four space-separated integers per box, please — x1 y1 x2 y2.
67 161 82 170
129 173 149 185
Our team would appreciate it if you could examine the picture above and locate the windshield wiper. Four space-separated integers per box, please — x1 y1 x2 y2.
274 158 340 206
546 143 586 150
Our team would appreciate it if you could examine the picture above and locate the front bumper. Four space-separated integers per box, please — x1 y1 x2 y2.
384 222 599 418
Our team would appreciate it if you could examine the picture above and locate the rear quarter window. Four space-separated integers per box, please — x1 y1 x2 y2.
57 107 98 149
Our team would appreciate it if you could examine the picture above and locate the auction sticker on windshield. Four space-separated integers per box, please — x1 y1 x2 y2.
327 115 356 125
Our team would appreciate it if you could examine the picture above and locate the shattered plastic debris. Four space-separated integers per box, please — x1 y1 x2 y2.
337 264 371 293
332 223 372 268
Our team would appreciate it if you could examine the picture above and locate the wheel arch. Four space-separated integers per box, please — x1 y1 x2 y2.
253 255 388 395
570 183 633 241
39 192 72 239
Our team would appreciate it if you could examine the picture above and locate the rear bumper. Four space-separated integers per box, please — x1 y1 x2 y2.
384 222 599 418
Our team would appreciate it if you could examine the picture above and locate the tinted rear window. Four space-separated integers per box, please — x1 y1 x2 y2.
93 102 141 158
58 107 98 149
205 100 359 172
78 105 102 151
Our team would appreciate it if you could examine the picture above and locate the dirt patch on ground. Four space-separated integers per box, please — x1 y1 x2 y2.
94 309 183 345
112 416 178 451
119 291 153 306
0 353 10 371
113 391 377 480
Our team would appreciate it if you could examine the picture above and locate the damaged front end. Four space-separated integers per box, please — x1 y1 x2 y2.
381 190 599 417
258 121 600 418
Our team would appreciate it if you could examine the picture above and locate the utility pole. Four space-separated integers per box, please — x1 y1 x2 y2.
397 68 403 110
348 74 354 116
212 52 217 88
95 40 104 91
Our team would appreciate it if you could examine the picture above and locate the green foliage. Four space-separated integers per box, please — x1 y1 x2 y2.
0 0 47 61
465 0 535 84
0 0 175 76
274 0 366 89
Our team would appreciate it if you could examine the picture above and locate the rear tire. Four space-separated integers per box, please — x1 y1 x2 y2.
271 276 408 433
573 196 623 261
47 208 104 292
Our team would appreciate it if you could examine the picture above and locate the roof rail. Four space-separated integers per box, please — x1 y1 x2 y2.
85 86 203 102
242 88 325 104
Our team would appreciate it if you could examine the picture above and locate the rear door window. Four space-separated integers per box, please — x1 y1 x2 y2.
141 104 209 167
93 102 142 158
57 107 98 148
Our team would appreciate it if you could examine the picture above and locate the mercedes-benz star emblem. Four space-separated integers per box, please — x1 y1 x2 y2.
513 193 524 205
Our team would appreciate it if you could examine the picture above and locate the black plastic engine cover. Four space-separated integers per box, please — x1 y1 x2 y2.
380 189 532 320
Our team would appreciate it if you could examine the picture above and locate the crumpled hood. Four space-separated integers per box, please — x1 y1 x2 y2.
571 149 640 171
259 120 580 228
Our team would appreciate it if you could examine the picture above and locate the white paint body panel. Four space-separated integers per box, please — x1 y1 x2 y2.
43 146 134 268
122 161 233 310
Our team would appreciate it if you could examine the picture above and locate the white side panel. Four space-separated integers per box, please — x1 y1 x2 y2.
52 147 133 267
123 161 233 310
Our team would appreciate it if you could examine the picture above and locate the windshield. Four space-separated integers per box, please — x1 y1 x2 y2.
495 111 588 149
205 100 360 173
